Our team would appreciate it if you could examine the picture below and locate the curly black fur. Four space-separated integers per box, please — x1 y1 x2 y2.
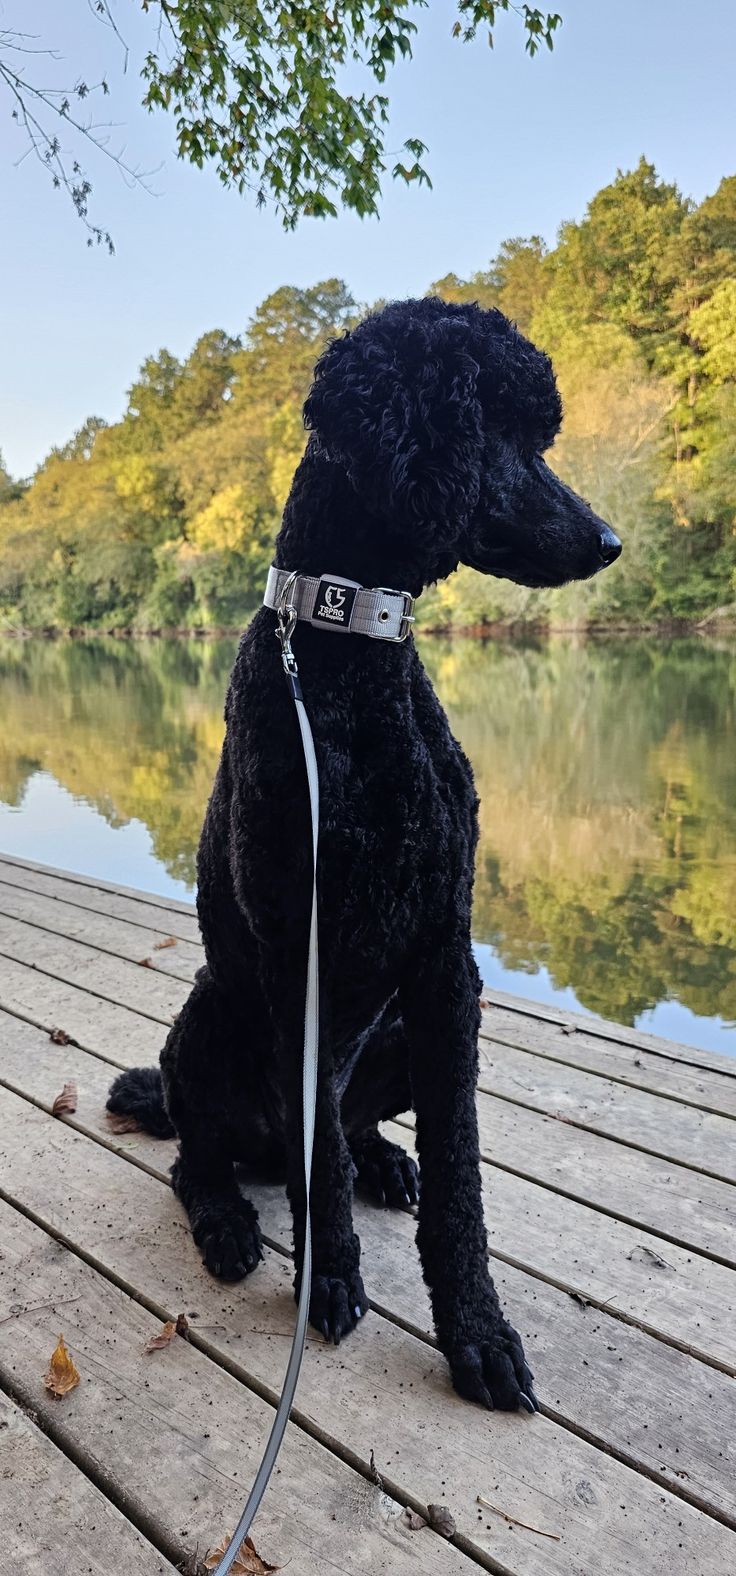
108 297 620 1413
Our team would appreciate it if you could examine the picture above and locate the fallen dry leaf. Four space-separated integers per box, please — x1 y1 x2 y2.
144 1319 176 1352
138 957 154 968
204 1534 280 1573
427 1504 456 1539
144 1314 189 1352
51 1081 78 1117
401 1507 427 1531
44 1334 80 1397
153 935 177 950
49 1027 72 1045
106 1110 142 1135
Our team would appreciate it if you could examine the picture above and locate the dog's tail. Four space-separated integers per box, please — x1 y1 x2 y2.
106 1066 175 1139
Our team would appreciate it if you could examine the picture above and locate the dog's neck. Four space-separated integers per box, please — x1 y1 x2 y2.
274 441 456 598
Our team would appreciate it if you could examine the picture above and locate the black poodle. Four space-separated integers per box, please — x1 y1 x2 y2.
108 297 621 1413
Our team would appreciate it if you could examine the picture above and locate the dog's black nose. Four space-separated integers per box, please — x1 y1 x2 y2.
597 526 622 566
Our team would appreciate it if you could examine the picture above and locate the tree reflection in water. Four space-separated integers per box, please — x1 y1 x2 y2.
0 634 734 1040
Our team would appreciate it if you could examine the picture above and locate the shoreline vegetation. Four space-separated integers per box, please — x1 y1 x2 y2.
2 159 735 638
2 611 736 642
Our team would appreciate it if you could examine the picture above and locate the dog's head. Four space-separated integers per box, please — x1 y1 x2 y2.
303 296 621 589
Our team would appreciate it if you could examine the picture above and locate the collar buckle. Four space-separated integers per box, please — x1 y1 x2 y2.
376 588 416 642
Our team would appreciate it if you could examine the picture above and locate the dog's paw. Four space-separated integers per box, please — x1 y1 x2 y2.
308 1270 368 1345
353 1134 420 1209
448 1317 539 1414
194 1200 263 1282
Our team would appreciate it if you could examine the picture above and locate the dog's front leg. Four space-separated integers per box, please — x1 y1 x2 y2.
400 935 538 1413
284 1059 368 1345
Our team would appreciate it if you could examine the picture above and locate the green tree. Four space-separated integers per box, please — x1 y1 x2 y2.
236 281 358 404
431 236 548 330
2 172 735 634
0 448 24 502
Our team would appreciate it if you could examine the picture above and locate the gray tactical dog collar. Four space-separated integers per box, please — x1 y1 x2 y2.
264 566 416 643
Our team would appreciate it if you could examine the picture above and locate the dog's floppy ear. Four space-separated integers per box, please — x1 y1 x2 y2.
303 301 486 546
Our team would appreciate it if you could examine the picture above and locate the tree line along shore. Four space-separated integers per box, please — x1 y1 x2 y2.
1 160 734 637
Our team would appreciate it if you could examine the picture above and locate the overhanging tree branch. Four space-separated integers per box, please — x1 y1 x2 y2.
1 3 563 245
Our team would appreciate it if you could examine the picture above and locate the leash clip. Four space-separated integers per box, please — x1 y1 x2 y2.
275 571 302 696
276 571 298 671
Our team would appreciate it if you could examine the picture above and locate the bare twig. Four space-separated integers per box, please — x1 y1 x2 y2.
476 1494 561 1540
0 1297 81 1328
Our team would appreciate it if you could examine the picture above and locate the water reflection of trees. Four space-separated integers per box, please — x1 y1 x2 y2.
421 637 736 1025
0 635 734 1027
0 638 236 884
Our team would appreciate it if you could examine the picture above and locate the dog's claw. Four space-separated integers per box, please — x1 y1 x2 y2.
185 1189 263 1286
352 1136 420 1212
309 1270 367 1345
447 1316 536 1414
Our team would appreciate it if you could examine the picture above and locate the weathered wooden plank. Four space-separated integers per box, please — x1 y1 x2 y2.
479 1038 736 1183
0 856 202 946
384 1120 736 1373
0 1009 173 1169
0 1089 733 1575
0 852 198 917
0 877 202 983
0 1390 175 1575
0 959 162 1064
471 1091 736 1267
2 926 729 1126
243 1177 736 1525
3 1003 735 1374
1 1084 736 1550
0 1201 464 1576
481 1003 736 1118
482 988 736 1075
0 912 188 1024
4 855 731 1114
5 982 733 1276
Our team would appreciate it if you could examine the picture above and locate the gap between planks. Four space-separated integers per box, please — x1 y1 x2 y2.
479 1016 736 1121
480 988 736 1078
0 852 198 917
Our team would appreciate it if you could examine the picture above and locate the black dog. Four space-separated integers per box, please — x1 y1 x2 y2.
108 297 620 1413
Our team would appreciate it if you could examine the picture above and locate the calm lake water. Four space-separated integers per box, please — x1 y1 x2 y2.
0 634 734 1056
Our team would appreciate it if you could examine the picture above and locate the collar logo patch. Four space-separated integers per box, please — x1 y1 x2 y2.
312 580 357 628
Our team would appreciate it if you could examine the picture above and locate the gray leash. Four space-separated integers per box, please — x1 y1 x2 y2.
212 574 319 1574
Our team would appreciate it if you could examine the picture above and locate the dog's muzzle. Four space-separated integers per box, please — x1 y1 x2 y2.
264 567 416 643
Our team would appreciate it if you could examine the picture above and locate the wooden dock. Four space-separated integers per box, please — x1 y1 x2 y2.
0 852 734 1575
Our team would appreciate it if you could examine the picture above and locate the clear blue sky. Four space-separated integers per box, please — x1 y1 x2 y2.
1 0 734 478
